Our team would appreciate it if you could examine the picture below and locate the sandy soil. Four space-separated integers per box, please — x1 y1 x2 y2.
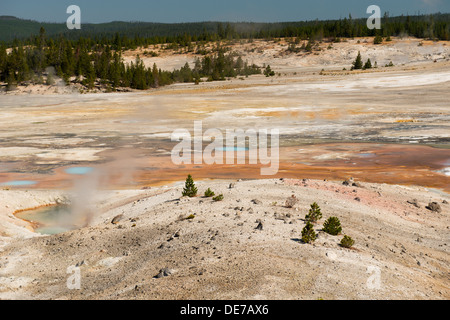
0 37 449 300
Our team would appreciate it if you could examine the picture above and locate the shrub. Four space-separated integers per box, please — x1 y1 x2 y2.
212 194 224 202
322 217 342 236
285 195 299 208
374 35 383 44
340 235 355 248
182 174 198 197
204 188 215 197
264 65 275 77
305 202 322 223
302 222 317 243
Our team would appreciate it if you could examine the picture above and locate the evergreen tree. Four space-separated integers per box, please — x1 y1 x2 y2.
322 217 342 236
6 69 17 91
302 222 317 244
351 51 363 70
305 202 322 223
340 235 355 248
204 188 215 197
363 58 372 70
152 63 159 87
0 44 7 82
264 65 275 77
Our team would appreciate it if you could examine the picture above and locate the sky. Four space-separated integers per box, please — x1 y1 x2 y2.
1 0 449 23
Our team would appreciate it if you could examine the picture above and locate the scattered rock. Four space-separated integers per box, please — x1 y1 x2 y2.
255 221 263 231
443 200 448 204
425 202 442 213
352 182 362 188
343 180 351 186
251 199 262 205
111 214 124 225
407 199 421 208
354 197 361 202
229 183 236 189
154 268 174 279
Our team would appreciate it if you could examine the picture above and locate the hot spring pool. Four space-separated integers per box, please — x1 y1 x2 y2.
15 205 77 235
64 167 94 175
1 180 37 187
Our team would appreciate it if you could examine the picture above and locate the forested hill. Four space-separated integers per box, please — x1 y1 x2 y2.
1 13 449 43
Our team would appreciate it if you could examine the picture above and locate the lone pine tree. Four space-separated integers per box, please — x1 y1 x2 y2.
182 174 198 197
352 51 363 70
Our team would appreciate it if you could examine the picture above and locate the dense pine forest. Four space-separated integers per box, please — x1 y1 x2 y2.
0 13 448 91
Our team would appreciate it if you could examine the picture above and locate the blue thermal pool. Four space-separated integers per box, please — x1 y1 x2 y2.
1 180 37 187
15 205 77 235
64 167 94 175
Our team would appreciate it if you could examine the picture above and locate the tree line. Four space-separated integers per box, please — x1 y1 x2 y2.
1 13 448 46
0 27 261 91
1 12 448 91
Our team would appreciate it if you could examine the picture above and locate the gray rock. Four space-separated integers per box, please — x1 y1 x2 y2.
426 202 442 213
111 214 124 225
407 199 421 208
154 267 174 279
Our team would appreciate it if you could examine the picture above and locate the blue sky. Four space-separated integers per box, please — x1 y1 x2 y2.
1 0 449 23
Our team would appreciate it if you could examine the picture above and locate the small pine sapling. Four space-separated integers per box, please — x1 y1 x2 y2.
322 217 342 236
302 222 317 244
305 202 322 223
340 235 355 248
182 174 198 197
